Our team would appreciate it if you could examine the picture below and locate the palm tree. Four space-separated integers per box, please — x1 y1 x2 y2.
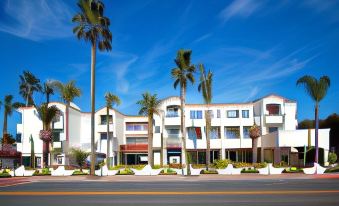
171 49 195 171
19 70 42 106
2 95 24 137
72 0 112 175
297 75 330 163
43 80 55 104
198 64 213 170
53 80 81 165
37 103 59 167
70 148 90 172
137 92 160 167
104 92 121 167
249 124 261 163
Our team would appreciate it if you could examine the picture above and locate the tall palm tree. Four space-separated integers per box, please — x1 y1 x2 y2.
43 80 55 104
297 75 330 163
249 124 261 163
37 103 59 167
19 70 42 106
53 80 81 164
171 49 195 172
198 64 213 170
72 0 112 175
104 92 121 167
2 95 24 137
137 92 160 167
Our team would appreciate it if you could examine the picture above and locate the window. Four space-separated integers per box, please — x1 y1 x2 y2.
217 109 221 118
227 110 239 118
166 106 179 117
167 128 180 135
52 131 61 142
100 115 113 125
126 123 148 131
187 127 202 139
57 156 63 164
126 137 148 144
242 110 249 118
209 127 220 139
266 104 281 115
207 110 214 118
100 132 113 140
268 127 278 133
243 126 251 138
155 126 160 133
16 133 22 143
190 110 203 119
225 126 240 139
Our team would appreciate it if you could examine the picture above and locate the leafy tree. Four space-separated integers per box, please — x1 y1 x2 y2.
171 49 195 171
19 70 42 106
1 134 15 145
70 148 90 172
328 152 337 165
198 64 213 170
137 92 160 166
2 95 24 137
72 0 112 175
104 92 121 167
297 75 330 163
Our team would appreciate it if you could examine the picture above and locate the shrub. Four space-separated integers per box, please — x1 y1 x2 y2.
169 163 182 169
72 171 88 175
233 162 252 168
253 162 267 169
0 172 11 178
201 170 217 174
328 152 337 164
69 148 90 172
241 168 259 173
213 159 232 169
117 168 134 175
325 166 339 173
152 165 161 169
33 168 51 176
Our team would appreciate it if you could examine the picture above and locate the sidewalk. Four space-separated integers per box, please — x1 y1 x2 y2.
2 173 337 183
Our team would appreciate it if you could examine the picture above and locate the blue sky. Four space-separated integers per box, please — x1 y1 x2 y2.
0 0 338 135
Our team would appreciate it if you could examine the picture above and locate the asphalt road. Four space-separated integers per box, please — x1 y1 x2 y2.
1 178 339 206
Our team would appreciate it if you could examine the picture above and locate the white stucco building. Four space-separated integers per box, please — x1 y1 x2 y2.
15 94 330 168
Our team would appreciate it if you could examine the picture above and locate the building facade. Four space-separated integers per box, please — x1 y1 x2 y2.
15 94 330 168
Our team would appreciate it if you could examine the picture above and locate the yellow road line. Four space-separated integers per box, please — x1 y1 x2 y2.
0 190 339 196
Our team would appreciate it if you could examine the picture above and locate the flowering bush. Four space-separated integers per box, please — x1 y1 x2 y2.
39 130 52 142
213 159 232 169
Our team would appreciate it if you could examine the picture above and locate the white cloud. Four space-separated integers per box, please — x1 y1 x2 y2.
193 33 212 44
219 0 264 22
0 0 74 41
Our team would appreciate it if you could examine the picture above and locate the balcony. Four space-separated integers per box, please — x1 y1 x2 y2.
166 111 179 118
166 138 182 148
265 115 283 124
120 144 148 152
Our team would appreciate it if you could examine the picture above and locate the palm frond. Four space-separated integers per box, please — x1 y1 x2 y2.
105 92 121 108
297 75 331 103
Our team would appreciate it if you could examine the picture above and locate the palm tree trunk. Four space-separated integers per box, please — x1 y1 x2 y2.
46 93 50 105
64 103 70 165
90 42 97 175
106 106 110 167
160 114 164 167
252 138 257 163
315 103 319 163
180 85 187 174
205 110 211 170
2 110 7 136
148 116 154 166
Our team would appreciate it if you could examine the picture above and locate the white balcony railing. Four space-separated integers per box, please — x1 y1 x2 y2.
265 115 283 124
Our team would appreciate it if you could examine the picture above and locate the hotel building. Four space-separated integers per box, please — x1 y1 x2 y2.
15 94 330 167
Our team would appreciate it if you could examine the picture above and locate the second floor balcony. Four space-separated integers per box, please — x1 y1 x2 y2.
265 115 284 124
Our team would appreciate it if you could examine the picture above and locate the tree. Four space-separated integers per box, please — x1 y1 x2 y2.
37 103 60 167
43 80 55 104
104 92 121 167
198 64 213 170
29 135 35 168
137 92 160 167
70 148 90 172
53 80 81 165
72 0 112 175
19 70 42 106
297 75 330 163
171 49 195 172
249 124 261 163
2 95 24 137
1 134 15 145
